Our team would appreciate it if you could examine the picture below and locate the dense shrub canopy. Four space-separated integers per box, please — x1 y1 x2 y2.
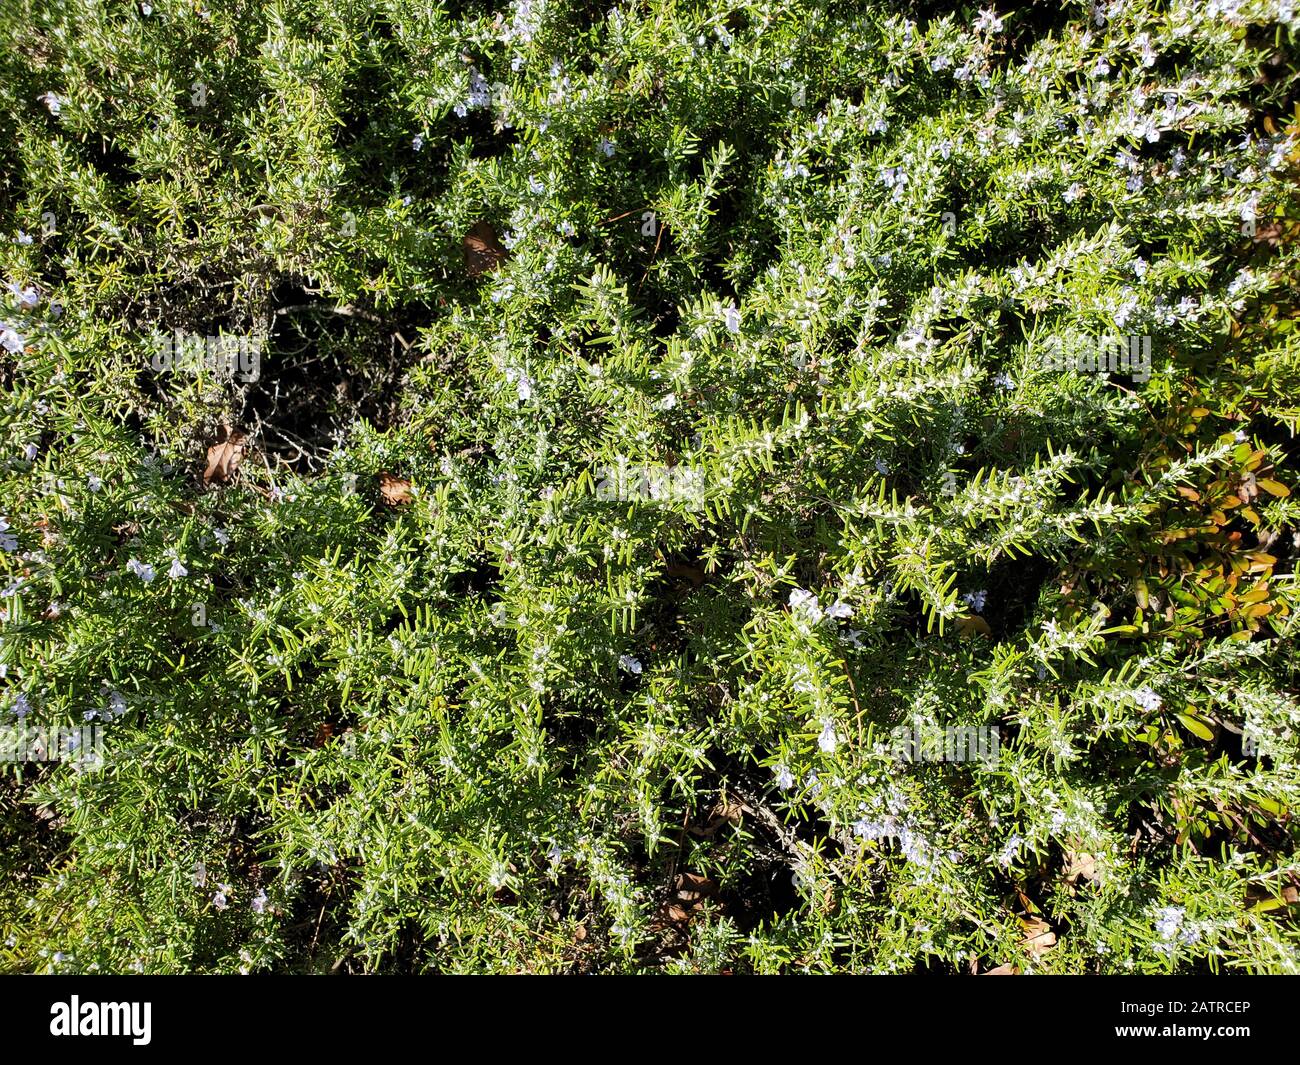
1 0 1299 973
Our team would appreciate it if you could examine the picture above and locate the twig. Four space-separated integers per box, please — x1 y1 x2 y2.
274 303 388 324
598 207 644 226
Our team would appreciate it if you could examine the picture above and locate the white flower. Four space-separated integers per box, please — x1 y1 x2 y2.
962 589 987 613
774 764 795 790
557 220 576 237
1135 32 1156 67
0 517 16 552
723 304 741 334
504 367 534 402
618 654 643 675
126 558 156 582
8 281 39 309
825 600 853 620
87 475 102 492
817 719 839 753
23 443 37 462
0 326 24 353
788 587 823 623
213 528 230 546
37 92 62 116
167 558 188 580
212 885 230 911
412 134 424 151
193 862 207 888
1063 182 1083 203
597 137 615 157
1133 686 1162 711
996 835 1023 868
1154 905 1185 940
974 7 1004 33
250 889 269 914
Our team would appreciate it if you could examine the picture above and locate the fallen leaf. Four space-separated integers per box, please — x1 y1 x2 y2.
203 426 249 485
1020 915 1057 955
672 872 717 905
378 472 413 506
1251 222 1283 246
463 221 507 277
656 871 718 928
983 963 1020 975
1063 851 1097 885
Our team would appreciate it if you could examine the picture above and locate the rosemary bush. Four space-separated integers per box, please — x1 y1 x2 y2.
2 0 1299 973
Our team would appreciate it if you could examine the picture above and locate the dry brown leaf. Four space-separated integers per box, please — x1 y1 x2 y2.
687 794 748 838
1236 471 1259 505
983 963 1020 975
1251 222 1284 246
463 221 507 277
203 426 249 485
378 472 413 506
1020 915 1057 955
672 872 716 905
656 871 718 928
1064 851 1098 886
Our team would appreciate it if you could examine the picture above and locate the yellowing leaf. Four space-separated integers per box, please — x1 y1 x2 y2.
1177 712 1215 742
956 614 992 637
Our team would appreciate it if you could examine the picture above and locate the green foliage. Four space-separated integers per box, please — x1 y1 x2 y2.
1 0 1299 973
